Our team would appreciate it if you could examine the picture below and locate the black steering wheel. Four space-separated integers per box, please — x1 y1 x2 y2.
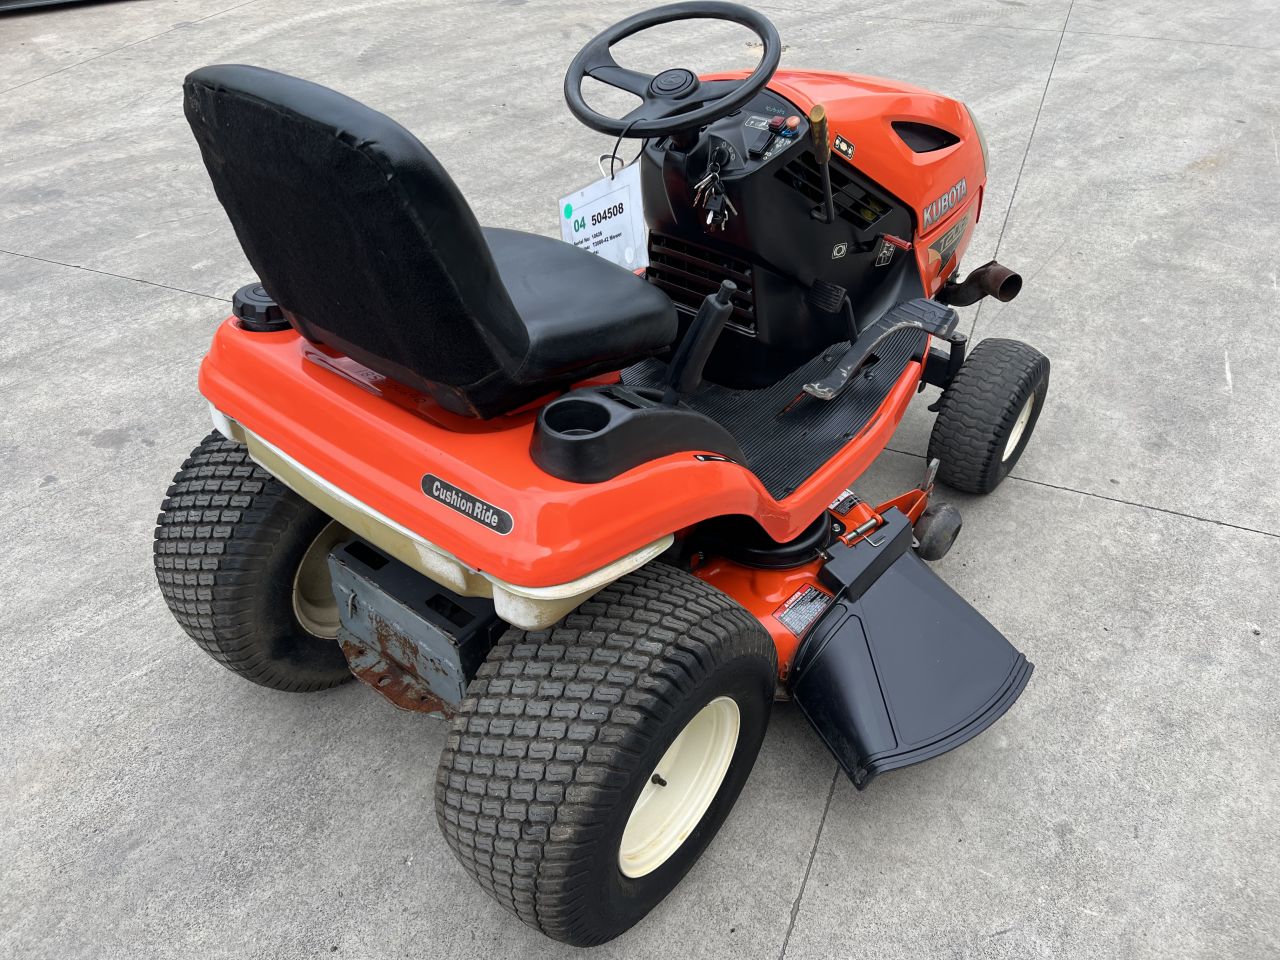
564 1 782 138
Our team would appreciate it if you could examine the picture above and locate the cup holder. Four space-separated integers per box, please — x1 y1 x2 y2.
531 386 744 484
543 397 613 437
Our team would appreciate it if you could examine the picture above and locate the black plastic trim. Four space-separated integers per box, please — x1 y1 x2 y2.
531 385 745 484
791 509 1034 789
694 511 838 569
621 299 932 498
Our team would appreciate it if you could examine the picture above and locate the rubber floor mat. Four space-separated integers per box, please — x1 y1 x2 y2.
622 325 927 499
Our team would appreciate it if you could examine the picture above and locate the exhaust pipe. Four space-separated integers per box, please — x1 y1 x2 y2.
937 260 1022 306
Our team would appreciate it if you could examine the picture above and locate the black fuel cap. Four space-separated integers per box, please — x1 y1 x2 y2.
232 283 290 332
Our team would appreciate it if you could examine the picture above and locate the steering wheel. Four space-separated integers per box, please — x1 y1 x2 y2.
564 1 782 138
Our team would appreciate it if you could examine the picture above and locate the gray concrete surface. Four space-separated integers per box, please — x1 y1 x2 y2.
2 1 1278 958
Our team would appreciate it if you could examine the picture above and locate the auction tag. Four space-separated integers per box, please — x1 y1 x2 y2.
558 162 647 269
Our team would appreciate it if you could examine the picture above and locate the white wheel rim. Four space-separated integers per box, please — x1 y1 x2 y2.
291 520 348 639
1002 395 1035 462
618 696 740 879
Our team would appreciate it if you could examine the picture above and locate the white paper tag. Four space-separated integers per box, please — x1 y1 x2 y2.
558 162 647 270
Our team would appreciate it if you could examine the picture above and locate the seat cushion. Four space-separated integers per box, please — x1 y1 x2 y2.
185 66 528 397
483 228 677 383
185 65 675 419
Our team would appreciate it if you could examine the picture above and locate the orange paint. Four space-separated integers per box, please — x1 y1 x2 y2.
198 69 959 606
693 554 828 681
199 321 924 589
707 68 987 295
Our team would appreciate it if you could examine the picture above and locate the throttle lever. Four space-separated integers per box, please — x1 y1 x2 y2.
809 104 836 224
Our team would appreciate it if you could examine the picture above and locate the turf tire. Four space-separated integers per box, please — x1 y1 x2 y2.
435 562 776 946
153 432 353 691
928 338 1049 493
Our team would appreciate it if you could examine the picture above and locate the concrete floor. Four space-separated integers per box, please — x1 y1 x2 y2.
2 0 1278 957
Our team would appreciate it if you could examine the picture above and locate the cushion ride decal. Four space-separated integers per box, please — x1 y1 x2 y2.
421 473 514 534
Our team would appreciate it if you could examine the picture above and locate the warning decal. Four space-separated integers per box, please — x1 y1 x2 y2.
775 585 832 637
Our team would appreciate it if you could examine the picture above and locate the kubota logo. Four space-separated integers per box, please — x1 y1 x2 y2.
922 178 968 229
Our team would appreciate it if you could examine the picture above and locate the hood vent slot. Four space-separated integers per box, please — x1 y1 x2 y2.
776 152 891 229
892 121 960 153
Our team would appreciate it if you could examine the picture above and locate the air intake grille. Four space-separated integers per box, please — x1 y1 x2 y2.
892 121 960 153
776 151 892 229
647 233 756 334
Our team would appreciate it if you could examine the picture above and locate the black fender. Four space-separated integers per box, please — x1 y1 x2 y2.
789 509 1032 788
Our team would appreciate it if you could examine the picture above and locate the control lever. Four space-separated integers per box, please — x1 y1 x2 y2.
803 299 959 402
809 104 836 224
662 280 737 404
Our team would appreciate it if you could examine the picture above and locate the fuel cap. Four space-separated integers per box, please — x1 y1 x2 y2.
232 283 290 332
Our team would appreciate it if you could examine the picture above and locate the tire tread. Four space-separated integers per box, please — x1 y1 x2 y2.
928 338 1049 493
435 563 774 945
153 432 349 692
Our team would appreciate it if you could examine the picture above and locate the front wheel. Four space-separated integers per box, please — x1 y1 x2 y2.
928 338 1050 493
435 563 776 946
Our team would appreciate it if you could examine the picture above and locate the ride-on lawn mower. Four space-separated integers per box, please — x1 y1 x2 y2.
155 1 1048 945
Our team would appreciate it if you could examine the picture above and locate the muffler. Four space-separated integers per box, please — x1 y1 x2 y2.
937 260 1022 306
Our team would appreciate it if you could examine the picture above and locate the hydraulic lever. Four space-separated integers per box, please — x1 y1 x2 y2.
662 280 737 404
809 103 836 224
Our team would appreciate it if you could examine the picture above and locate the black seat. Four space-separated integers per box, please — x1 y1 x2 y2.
183 65 676 418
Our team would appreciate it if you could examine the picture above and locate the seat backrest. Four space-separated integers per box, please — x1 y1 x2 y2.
183 65 529 413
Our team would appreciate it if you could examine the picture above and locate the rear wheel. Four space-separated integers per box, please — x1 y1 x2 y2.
435 563 776 946
928 338 1050 493
153 433 354 691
